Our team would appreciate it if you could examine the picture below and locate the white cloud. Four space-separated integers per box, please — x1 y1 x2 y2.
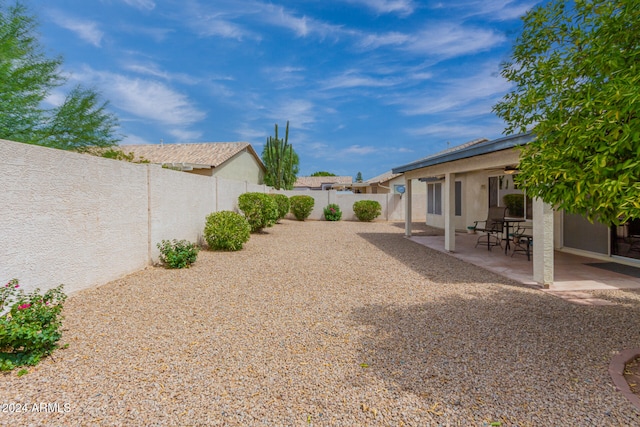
260 4 343 39
49 12 104 47
69 67 206 142
108 77 206 126
122 62 201 85
356 32 411 50
396 64 511 116
43 90 67 108
120 133 153 145
167 129 204 142
342 145 377 155
121 0 156 11
405 23 505 57
406 123 492 139
266 99 316 129
342 0 416 16
322 70 400 90
461 0 536 21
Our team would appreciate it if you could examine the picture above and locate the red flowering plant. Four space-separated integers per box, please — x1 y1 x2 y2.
0 279 67 371
323 203 342 221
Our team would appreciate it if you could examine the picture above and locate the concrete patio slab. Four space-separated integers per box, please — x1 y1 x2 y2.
408 231 640 292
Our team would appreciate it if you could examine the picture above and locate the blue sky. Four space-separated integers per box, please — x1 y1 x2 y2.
26 0 538 179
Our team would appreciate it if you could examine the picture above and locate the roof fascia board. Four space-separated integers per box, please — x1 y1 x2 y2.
392 133 533 174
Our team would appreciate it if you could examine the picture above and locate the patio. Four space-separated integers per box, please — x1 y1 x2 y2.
408 229 640 293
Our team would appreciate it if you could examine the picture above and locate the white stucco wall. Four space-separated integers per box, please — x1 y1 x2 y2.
216 177 247 212
274 190 425 221
0 139 149 295
0 140 270 295
213 151 265 184
148 166 216 262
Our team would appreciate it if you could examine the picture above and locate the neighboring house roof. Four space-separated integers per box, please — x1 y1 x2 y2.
124 142 265 171
392 133 533 174
365 170 403 185
294 176 353 189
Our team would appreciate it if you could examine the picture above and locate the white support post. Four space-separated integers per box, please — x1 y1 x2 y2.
404 178 413 237
533 198 554 288
444 173 456 252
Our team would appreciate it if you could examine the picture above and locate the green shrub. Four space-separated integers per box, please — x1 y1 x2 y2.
204 211 251 251
157 239 199 268
503 194 525 217
0 279 67 371
238 192 279 232
270 193 291 221
353 200 382 222
289 195 315 221
323 203 342 221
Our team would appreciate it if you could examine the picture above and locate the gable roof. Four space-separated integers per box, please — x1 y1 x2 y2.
294 176 353 188
392 133 533 174
365 170 402 185
124 142 265 170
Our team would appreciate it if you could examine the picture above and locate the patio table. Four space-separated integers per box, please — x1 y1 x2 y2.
500 218 526 255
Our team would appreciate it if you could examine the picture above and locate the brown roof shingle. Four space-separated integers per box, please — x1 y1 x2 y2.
124 142 263 168
294 176 353 188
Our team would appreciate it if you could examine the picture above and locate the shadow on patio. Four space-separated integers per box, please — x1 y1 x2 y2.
396 224 640 293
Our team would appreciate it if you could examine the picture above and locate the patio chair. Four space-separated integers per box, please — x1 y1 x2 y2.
473 206 506 250
511 223 533 261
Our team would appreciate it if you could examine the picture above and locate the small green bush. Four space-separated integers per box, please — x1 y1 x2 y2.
353 200 382 222
238 192 279 232
157 239 199 268
323 203 342 221
289 195 315 221
204 211 251 251
503 194 525 217
270 193 291 222
0 279 67 371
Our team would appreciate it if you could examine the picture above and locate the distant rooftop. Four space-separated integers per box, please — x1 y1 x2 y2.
124 142 263 169
294 176 353 189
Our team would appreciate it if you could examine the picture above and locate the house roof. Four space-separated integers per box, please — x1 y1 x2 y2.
294 176 353 188
365 170 402 185
124 142 265 170
392 133 534 174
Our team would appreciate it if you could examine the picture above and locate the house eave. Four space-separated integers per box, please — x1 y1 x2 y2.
392 133 534 174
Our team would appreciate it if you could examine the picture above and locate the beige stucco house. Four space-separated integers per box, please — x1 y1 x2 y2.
293 176 353 191
393 133 630 288
332 170 427 196
125 142 266 184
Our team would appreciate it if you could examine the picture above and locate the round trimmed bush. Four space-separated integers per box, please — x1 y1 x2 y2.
270 193 291 221
289 195 315 221
323 203 342 221
353 200 382 222
238 192 279 232
204 211 251 251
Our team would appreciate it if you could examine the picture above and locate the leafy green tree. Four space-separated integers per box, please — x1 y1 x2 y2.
262 121 299 190
356 172 363 183
311 171 336 177
493 0 640 225
0 3 120 150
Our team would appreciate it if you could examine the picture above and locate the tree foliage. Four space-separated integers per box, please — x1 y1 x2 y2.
311 171 336 176
493 0 640 225
261 121 299 190
0 3 120 150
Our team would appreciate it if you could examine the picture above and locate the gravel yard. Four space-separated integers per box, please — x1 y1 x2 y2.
2 219 640 426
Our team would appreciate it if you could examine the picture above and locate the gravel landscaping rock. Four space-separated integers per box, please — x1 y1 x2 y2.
2 219 640 426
